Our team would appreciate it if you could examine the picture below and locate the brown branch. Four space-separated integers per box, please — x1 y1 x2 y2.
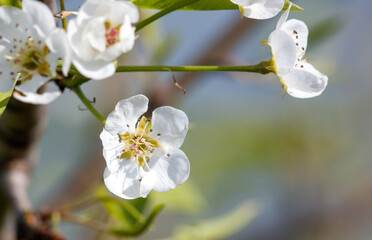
0 1 59 239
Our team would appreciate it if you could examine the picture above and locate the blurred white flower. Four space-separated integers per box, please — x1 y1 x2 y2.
101 95 190 199
68 0 139 80
268 5 328 98
0 0 71 104
230 0 284 19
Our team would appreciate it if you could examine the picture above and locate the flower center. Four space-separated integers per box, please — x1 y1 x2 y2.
4 37 51 83
104 22 120 47
117 116 161 168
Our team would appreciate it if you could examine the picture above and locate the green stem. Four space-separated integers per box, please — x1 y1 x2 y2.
59 0 67 30
73 86 106 126
135 0 200 32
116 61 272 74
65 61 273 87
61 212 108 232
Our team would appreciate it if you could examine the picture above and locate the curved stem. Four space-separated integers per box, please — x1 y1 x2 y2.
135 0 200 32
73 86 106 126
59 0 67 30
61 212 108 232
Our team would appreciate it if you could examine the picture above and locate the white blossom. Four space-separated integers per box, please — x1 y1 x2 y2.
230 0 284 20
67 0 139 80
101 95 190 199
0 0 71 104
267 5 328 98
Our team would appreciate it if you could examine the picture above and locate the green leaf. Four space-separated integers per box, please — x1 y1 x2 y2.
0 0 22 9
131 0 303 11
130 0 238 11
109 204 164 237
95 186 147 227
151 181 205 215
282 0 304 12
173 201 260 240
0 80 16 119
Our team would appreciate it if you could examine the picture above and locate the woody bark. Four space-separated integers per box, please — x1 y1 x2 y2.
0 1 62 239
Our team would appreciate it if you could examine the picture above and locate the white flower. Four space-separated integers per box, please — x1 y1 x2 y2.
67 0 139 80
0 0 71 104
230 0 284 19
100 95 190 199
267 5 328 98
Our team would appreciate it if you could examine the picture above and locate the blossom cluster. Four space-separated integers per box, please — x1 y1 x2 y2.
0 0 329 199
0 0 138 104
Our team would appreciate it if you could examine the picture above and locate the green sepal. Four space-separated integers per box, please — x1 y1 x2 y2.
0 79 17 119
282 0 304 12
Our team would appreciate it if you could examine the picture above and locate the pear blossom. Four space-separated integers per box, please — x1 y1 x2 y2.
67 0 139 80
230 0 284 20
0 0 71 104
267 5 328 98
100 95 190 199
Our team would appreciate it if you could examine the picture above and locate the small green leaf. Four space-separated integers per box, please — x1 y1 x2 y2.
0 0 22 9
173 201 260 240
95 186 147 227
282 0 304 12
131 0 238 11
0 80 17 119
109 204 164 237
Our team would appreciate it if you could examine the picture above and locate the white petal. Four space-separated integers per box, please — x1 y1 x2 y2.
84 17 106 53
0 76 14 92
96 0 140 25
0 6 35 42
140 170 157 198
103 162 142 199
240 0 284 20
72 58 116 80
282 62 328 98
14 80 62 104
268 29 296 76
105 94 149 135
280 19 308 58
276 2 291 29
79 0 139 24
100 130 122 172
22 0 55 35
116 1 140 23
79 0 104 21
67 19 96 61
13 89 61 104
16 74 49 93
118 16 136 51
0 52 15 92
46 29 71 76
149 147 190 193
150 106 189 149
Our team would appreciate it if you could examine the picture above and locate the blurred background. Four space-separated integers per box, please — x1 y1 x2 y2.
29 0 372 239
